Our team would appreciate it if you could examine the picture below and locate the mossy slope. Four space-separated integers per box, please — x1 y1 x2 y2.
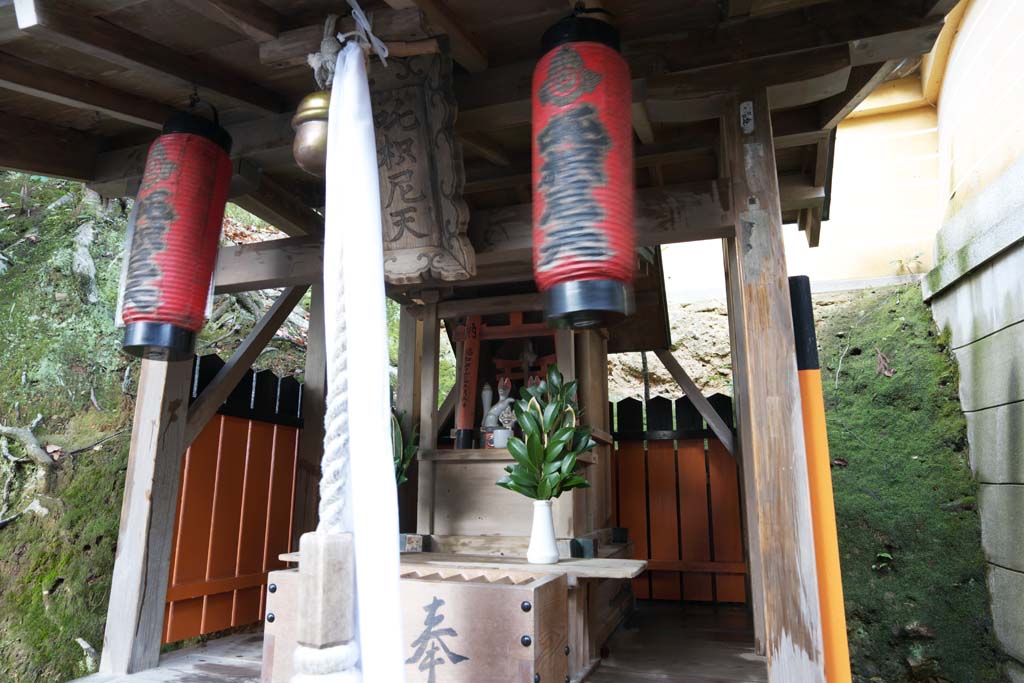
819 285 1004 682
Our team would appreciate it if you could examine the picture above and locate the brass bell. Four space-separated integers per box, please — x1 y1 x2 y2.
292 91 331 177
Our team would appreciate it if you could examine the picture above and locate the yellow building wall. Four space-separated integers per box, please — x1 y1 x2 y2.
787 106 941 283
937 0 1024 223
663 105 942 299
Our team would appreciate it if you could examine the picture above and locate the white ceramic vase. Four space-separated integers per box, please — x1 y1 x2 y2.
527 500 559 564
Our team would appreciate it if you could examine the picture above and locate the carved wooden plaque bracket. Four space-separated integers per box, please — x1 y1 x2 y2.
371 53 475 285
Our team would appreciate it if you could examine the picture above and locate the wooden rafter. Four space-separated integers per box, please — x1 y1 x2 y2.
0 51 174 129
174 0 281 42
819 60 901 129
13 0 286 113
185 285 309 445
258 8 427 68
471 179 735 259
0 111 99 180
90 112 295 192
383 0 487 72
231 170 325 238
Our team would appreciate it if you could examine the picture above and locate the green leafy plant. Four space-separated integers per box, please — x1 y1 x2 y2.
391 411 417 486
496 365 593 500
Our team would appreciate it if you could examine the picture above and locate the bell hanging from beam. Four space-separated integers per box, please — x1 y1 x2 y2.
532 10 636 328
120 110 233 360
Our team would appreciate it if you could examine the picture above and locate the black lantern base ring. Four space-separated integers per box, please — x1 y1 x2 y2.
544 279 634 328
123 322 196 361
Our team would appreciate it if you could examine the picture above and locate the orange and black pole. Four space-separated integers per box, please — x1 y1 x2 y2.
789 275 851 683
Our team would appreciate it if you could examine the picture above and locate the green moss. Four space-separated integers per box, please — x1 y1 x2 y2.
0 173 306 680
820 285 1004 683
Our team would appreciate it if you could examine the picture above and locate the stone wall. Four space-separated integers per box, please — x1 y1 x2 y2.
923 2 1024 673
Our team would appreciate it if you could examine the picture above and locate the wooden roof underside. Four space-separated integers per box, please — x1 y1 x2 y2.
0 0 950 264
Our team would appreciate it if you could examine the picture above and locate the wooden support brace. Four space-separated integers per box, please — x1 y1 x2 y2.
653 348 735 456
185 286 308 445
99 358 194 674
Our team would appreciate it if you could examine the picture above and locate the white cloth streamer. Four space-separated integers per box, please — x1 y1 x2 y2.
320 40 405 682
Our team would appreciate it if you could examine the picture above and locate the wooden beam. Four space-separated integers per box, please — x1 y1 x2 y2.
0 111 99 180
91 113 295 193
460 132 510 167
465 135 719 193
416 296 440 534
258 8 427 68
13 0 285 113
400 0 487 72
778 174 826 210
798 206 823 247
231 171 324 238
293 283 326 544
819 60 900 129
437 293 543 319
724 91 823 679
470 175 822 258
0 51 173 129
726 0 754 18
174 0 281 42
99 358 194 674
213 235 323 294
630 2 940 74
458 46 850 133
185 286 309 445
653 349 735 456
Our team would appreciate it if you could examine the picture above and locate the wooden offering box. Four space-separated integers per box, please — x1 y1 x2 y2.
401 567 568 682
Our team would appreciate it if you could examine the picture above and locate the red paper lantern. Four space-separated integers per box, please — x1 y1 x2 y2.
532 14 635 328
121 112 232 360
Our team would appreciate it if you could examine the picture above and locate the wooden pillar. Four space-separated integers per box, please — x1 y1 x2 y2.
292 283 326 547
723 236 767 655
395 304 420 533
723 89 824 680
99 358 193 674
416 294 440 535
554 327 577 537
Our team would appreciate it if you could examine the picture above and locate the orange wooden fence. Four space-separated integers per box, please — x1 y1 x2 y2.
613 394 748 604
163 355 303 643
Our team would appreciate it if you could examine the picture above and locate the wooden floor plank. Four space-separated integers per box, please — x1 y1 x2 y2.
590 603 767 683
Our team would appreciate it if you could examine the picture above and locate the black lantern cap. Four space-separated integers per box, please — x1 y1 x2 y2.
545 279 634 329
161 110 233 154
542 12 621 52
123 322 196 361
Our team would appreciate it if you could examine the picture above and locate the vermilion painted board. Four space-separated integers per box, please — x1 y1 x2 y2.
709 439 747 603
647 440 681 600
677 439 713 602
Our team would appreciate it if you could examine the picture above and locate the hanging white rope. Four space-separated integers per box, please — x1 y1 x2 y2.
290 38 405 683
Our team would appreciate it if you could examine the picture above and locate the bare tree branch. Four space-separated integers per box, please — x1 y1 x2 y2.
0 417 53 467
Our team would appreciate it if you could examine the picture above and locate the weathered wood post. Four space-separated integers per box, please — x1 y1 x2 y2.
723 88 825 681
100 358 193 674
